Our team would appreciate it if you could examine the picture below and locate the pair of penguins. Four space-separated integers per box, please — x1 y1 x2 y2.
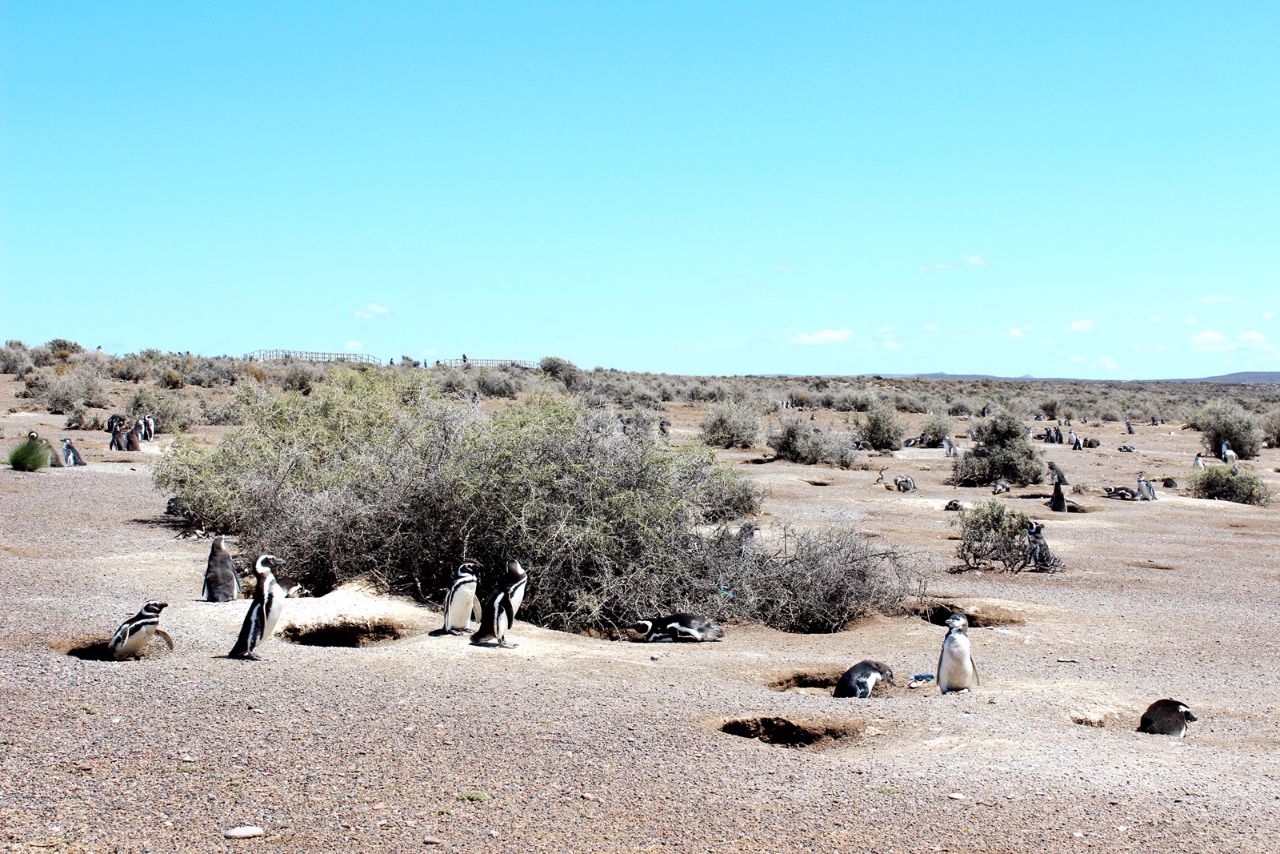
109 541 296 661
834 613 1198 737
437 559 529 648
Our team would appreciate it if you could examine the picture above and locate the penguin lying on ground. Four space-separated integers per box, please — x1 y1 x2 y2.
626 613 725 643
471 559 528 649
1138 699 1197 737
833 660 895 698
991 479 1011 495
108 601 174 660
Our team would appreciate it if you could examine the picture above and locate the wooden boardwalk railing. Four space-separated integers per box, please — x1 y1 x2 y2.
434 358 537 369
245 349 381 365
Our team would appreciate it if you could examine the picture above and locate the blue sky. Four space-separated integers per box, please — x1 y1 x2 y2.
2 2 1277 378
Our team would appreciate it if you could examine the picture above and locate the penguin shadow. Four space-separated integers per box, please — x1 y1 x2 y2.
719 715 865 749
52 636 171 662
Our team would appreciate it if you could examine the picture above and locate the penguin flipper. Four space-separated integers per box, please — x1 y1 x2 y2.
230 605 262 657
154 628 175 651
971 655 979 686
471 595 483 627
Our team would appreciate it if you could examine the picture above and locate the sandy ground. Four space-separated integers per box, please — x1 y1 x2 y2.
3 392 1280 852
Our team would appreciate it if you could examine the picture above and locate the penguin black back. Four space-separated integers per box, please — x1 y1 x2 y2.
1138 698 1197 737
834 660 895 698
202 535 240 602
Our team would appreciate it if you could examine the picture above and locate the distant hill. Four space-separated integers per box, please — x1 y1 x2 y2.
1179 371 1280 384
885 371 1280 383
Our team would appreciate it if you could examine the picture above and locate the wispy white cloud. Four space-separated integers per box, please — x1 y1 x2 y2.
921 323 939 333
1096 355 1118 370
1196 295 1231 303
1190 330 1229 352
1147 315 1162 324
1006 325 1031 339
1185 314 1198 326
1068 353 1087 363
963 254 987 268
1264 311 1276 321
344 340 364 352
1066 319 1095 333
918 253 989 272
353 303 390 320
792 328 852 346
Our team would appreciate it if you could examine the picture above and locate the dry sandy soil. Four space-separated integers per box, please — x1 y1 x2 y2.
2 382 1279 852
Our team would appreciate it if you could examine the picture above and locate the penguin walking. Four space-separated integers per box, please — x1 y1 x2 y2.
229 555 288 660
471 558 528 649
202 535 240 602
834 660 895 698
1193 452 1205 471
436 560 482 635
1138 699 1197 738
108 601 174 660
60 438 87 466
1137 471 1157 501
937 613 979 694
626 613 725 642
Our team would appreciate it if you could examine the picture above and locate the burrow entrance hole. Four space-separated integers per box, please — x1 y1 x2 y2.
720 716 864 748
912 601 1023 628
768 670 843 695
804 479 832 487
60 639 116 661
280 618 408 648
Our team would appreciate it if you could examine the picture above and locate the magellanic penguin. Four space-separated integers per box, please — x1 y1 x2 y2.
143 414 156 440
937 613 979 694
834 660 895 698
126 420 144 451
437 560 482 635
202 535 240 602
229 555 288 660
61 438 87 466
1138 698 1197 737
108 601 174 660
471 558 528 649
626 613 725 643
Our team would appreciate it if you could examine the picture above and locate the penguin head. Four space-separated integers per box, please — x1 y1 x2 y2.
142 601 168 615
505 558 526 580
27 431 38 441
1178 704 1197 722
61 438 71 448
255 554 285 575
624 619 653 640
455 560 481 578
944 613 969 632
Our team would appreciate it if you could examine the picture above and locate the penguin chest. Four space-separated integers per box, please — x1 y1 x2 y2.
941 635 975 685
261 587 286 639
112 623 154 658
446 582 477 627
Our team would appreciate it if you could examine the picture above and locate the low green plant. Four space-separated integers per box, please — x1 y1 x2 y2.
859 403 905 450
1190 399 1261 460
950 413 1042 486
700 402 759 449
954 500 1033 572
1188 466 1271 506
8 439 51 471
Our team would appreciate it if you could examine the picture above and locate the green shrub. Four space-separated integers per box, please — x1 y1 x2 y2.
539 356 583 391
700 402 759 449
917 413 953 448
474 369 520 399
0 345 32 375
1189 399 1261 460
767 417 862 467
125 387 195 433
858 403 905 451
155 372 912 634
8 439 50 471
1261 408 1280 449
159 368 185 389
45 339 84 362
954 500 1032 572
64 406 106 431
1188 466 1271 506
950 412 1043 486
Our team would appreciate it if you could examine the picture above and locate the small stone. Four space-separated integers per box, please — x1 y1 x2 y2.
489 830 499 838
76 763 93 772
580 793 596 801
224 825 264 839
1072 831 1084 838
947 792 966 800
180 755 196 762
371 802 386 811
650 655 659 661
424 837 443 846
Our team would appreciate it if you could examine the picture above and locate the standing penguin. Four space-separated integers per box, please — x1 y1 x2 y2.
1049 480 1067 512
1193 452 1206 471
834 660 895 699
1137 471 1158 501
126 421 144 451
942 435 955 458
229 555 288 660
437 560 482 635
143 414 156 440
1047 461 1068 485
108 601 174 660
60 438 88 466
937 613 979 694
202 535 240 602
471 558 528 649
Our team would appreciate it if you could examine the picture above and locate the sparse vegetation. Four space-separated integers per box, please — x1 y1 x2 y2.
954 500 1034 572
700 402 759 449
950 413 1043 486
1189 399 1261 460
8 438 51 471
767 417 863 468
1189 466 1271 506
1261 408 1280 449
859 403 905 451
917 413 952 448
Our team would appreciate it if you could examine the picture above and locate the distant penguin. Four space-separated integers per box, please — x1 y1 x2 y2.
991 479 1011 495
1054 426 1064 444
202 535 240 602
229 555 288 660
1193 453 1206 471
1118 444 1136 453
1126 420 1135 435
1104 485 1138 500
106 414 126 434
109 425 128 451
471 558 528 649
1047 462 1068 486
1138 699 1197 738
60 438 87 466
942 435 955 458
626 613 725 643
126 421 143 451
1224 449 1239 465
937 613 979 694
1085 438 1101 448
1049 481 1067 512
108 601 174 660
1162 478 1178 489
1071 433 1083 451
1137 472 1157 501
1067 430 1079 447
1219 438 1230 462
834 660 895 698
943 499 962 511
143 414 156 440
893 475 916 493
438 560 482 635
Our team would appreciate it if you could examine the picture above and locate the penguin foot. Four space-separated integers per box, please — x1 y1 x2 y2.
498 641 518 649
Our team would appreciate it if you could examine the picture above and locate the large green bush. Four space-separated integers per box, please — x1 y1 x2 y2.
156 371 917 633
1189 466 1271 506
859 403 905 450
950 413 1043 486
954 500 1035 572
1260 408 1280 449
767 417 862 467
1190 399 1261 460
917 413 953 448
